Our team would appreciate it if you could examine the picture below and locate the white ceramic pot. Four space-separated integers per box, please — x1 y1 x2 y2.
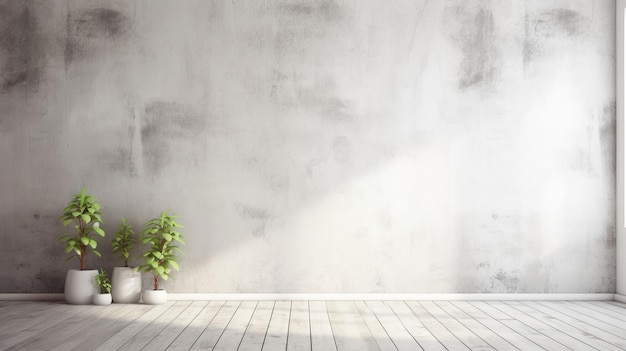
111 267 142 303
64 269 98 305
142 289 167 305
93 293 112 305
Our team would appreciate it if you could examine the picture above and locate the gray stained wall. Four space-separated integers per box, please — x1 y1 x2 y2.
0 0 616 293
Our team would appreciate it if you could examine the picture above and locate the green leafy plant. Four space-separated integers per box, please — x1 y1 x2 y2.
112 218 136 267
95 268 112 294
139 210 185 290
58 188 105 270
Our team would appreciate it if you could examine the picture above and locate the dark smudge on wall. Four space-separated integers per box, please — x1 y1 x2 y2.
64 6 131 66
140 101 207 174
532 8 586 38
100 147 133 175
444 5 501 91
600 101 616 175
0 2 48 93
237 205 271 239
272 0 350 58
524 8 587 65
277 0 345 22
74 8 129 38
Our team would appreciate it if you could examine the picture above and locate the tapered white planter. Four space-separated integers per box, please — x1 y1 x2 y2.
93 293 112 305
111 267 142 303
142 289 167 305
64 269 98 305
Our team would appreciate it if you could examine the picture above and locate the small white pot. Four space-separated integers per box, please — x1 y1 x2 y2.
93 293 112 305
111 267 142 303
142 289 167 305
64 269 99 305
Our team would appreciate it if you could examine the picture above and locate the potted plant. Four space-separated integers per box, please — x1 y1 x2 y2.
111 218 141 303
93 268 112 305
58 188 105 304
139 210 185 304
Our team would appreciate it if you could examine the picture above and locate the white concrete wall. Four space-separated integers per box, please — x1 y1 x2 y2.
0 0 616 293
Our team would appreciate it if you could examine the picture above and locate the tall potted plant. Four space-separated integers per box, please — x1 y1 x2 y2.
139 210 185 304
58 188 105 304
111 218 141 303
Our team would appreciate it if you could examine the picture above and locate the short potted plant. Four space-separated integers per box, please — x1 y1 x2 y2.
58 188 106 304
93 268 112 305
111 218 141 303
139 210 185 304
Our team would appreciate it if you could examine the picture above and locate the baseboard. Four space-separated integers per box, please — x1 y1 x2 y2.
167 293 616 301
0 293 64 301
0 293 616 301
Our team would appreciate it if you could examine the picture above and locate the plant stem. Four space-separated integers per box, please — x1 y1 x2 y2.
153 275 158 290
80 246 86 270
79 218 86 270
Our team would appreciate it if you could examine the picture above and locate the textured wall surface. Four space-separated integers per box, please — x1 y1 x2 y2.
0 0 616 293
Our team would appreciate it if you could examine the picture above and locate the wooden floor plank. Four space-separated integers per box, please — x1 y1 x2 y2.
542 301 626 337
327 300 379 351
353 300 397 351
92 302 172 351
406 301 470 351
190 300 241 350
472 301 569 351
435 301 517 351
0 301 56 323
48 303 142 351
166 300 226 351
604 301 626 309
367 300 422 351
421 301 494 351
449 301 541 351
309 301 338 351
386 301 445 351
3 303 108 350
585 301 626 319
559 301 626 327
214 300 258 350
0 302 76 347
488 300 597 350
529 301 626 349
504 301 622 351
70 303 154 351
115 300 192 351
141 300 209 351
287 300 312 351
262 300 291 351
239 301 275 351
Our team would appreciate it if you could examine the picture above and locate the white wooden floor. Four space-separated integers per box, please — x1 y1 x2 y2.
1 300 626 350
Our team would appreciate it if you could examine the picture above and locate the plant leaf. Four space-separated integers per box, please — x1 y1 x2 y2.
93 227 105 237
